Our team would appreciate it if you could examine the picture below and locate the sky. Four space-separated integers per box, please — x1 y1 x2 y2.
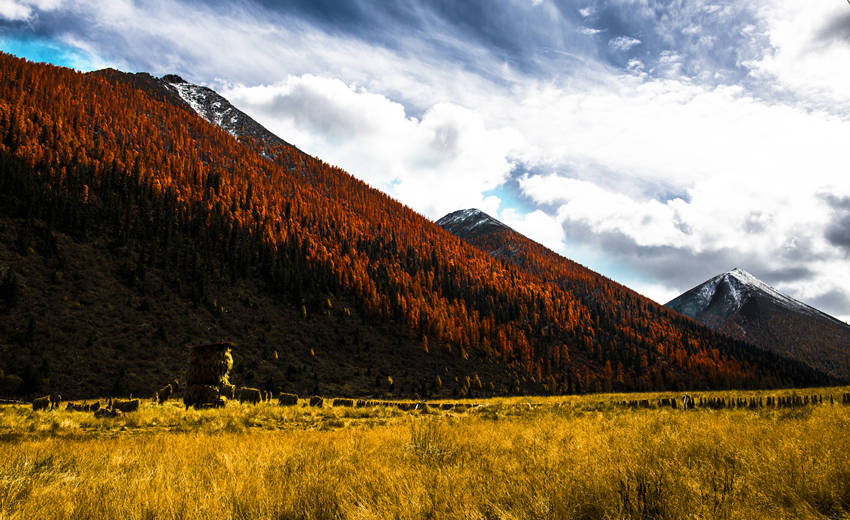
2 0 850 322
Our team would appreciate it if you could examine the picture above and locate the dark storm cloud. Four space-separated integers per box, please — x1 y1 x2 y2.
816 11 850 45
808 289 850 320
822 194 850 253
559 218 821 300
255 82 370 141
561 219 748 292
761 266 815 285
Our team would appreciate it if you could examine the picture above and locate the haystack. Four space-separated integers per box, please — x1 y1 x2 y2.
183 342 233 409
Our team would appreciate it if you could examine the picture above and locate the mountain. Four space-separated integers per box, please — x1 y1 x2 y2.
666 268 850 381
438 208 649 296
0 57 525 399
437 208 586 276
437 208 832 389
436 209 511 238
0 53 829 399
89 69 293 152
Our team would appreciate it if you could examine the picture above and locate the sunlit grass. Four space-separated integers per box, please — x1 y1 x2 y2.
1 387 848 519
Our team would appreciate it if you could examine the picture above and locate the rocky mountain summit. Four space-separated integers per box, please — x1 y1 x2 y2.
667 268 850 381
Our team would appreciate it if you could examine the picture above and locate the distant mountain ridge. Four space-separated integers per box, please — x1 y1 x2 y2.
666 268 850 381
436 208 830 390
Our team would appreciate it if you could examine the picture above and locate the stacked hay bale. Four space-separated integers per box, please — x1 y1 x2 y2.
278 393 298 406
183 342 234 409
110 398 140 412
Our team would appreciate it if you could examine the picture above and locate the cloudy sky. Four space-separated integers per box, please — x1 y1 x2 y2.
2 0 850 321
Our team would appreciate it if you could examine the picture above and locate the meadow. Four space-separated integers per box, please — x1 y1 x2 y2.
1 388 849 520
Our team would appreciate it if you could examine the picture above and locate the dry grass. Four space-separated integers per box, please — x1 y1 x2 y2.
1 388 849 519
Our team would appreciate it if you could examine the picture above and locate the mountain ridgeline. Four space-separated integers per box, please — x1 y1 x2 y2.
0 53 829 399
89 69 295 153
666 269 850 382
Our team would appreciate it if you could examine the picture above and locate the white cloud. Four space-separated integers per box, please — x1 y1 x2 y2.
608 36 641 52
30 0 60 8
578 27 603 35
509 77 847 202
520 175 691 249
79 0 523 117
504 73 850 310
224 75 521 219
499 208 566 254
0 0 32 20
0 0 61 20
627 282 681 306
747 2 850 113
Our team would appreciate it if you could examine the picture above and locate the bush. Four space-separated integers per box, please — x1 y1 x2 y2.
409 419 456 465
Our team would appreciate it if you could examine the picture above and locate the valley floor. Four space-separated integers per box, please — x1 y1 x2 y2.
1 388 849 519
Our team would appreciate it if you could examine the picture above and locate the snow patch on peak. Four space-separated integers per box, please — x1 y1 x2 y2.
170 82 209 121
694 276 722 309
727 267 759 285
168 79 242 138
436 208 506 232
723 268 811 313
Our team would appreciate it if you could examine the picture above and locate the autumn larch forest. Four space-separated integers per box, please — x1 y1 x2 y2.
0 52 828 399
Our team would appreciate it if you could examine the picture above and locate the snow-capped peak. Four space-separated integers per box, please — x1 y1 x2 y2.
158 74 294 153
436 208 506 232
666 266 850 380
669 267 833 322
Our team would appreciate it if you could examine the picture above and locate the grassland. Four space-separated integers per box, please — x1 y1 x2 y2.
1 387 849 520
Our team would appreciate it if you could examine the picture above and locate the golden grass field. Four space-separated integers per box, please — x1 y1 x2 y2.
1 387 849 520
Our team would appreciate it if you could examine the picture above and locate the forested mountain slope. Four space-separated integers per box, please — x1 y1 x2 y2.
0 53 828 398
